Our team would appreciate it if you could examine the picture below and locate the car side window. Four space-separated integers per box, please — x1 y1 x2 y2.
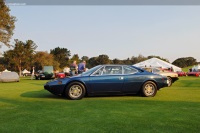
102 66 122 75
123 66 138 74
92 67 104 76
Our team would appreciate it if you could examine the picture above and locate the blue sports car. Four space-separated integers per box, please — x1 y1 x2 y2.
44 65 168 100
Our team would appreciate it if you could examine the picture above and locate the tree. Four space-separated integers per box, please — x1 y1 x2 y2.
33 51 60 71
0 0 16 47
112 58 123 64
88 57 98 68
172 57 197 68
3 39 37 76
81 56 89 62
131 54 147 64
96 54 110 65
123 58 132 65
50 47 71 68
0 57 6 71
147 55 169 63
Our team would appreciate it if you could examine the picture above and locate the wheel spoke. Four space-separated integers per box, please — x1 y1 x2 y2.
70 85 82 98
145 84 154 95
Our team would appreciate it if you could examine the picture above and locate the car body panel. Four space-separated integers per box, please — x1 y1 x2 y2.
89 75 124 93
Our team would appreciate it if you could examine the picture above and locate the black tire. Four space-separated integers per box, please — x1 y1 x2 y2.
167 77 172 87
141 81 157 97
65 82 85 100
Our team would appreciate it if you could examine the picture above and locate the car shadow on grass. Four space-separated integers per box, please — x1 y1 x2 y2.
85 94 141 99
20 90 64 99
20 90 142 100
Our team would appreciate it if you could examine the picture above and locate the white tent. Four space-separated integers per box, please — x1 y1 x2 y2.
3 69 11 72
133 58 182 72
22 69 30 74
192 65 200 72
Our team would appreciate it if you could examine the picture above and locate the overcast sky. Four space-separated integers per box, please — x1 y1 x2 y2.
2 5 200 63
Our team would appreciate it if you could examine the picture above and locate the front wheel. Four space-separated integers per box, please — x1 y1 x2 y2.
167 77 172 87
65 82 85 100
141 81 157 97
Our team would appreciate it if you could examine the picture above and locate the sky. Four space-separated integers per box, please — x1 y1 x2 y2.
2 5 200 63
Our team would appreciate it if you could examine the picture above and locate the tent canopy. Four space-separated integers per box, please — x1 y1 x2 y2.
192 65 200 72
133 58 182 72
22 69 30 74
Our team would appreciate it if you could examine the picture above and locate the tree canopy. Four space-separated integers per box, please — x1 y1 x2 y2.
147 55 169 63
50 47 71 68
96 54 110 65
0 0 16 47
3 39 37 76
172 57 197 68
33 51 60 71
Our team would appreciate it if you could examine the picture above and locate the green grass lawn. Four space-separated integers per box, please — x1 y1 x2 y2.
1 77 200 133
182 66 192 72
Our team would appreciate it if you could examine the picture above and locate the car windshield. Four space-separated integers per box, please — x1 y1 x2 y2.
43 66 53 73
81 65 102 76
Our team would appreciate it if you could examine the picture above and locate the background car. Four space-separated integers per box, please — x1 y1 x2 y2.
55 72 66 78
0 72 20 82
187 71 200 77
35 66 54 80
141 67 179 86
44 65 168 100
177 71 187 76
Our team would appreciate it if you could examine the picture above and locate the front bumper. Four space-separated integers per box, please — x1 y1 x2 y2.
44 84 65 95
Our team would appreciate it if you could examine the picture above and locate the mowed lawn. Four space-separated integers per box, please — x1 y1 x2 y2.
0 76 200 133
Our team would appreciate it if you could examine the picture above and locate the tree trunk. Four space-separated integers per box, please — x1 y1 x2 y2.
18 59 22 77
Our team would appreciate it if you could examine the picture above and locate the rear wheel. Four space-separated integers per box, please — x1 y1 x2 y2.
167 77 172 87
65 82 85 100
141 81 157 97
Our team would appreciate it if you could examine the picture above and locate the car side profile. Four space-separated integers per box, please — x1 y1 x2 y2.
44 65 168 100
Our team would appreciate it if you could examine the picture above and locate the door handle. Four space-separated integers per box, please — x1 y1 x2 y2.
119 77 124 80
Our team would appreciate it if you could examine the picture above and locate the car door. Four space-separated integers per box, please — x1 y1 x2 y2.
89 65 124 93
122 66 144 93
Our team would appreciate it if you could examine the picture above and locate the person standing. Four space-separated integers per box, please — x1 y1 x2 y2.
78 61 86 74
63 65 70 77
70 60 77 76
30 66 35 80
